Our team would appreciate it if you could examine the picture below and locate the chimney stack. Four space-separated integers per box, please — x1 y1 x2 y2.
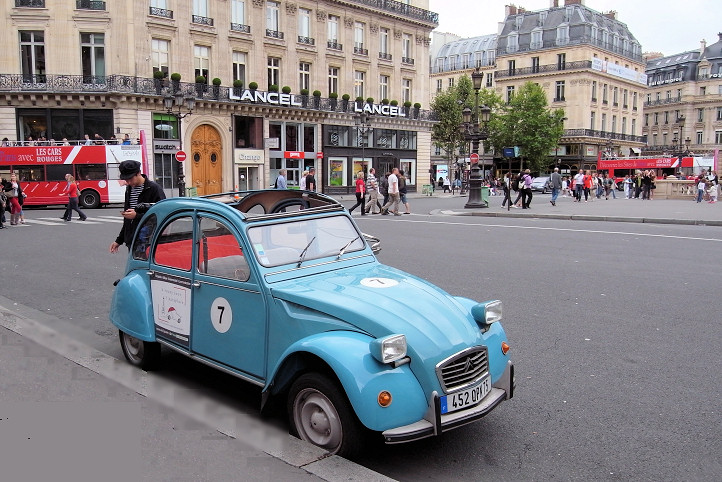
550 0 559 7
603 10 617 20
506 4 518 16
700 39 707 54
564 0 583 5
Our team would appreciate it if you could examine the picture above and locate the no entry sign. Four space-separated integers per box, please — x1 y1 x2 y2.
175 150 187 162
470 153 479 163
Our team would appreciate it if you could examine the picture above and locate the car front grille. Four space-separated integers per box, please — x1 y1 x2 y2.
436 346 489 393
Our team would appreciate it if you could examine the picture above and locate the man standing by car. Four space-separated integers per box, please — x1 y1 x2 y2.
305 167 316 192
109 160 166 253
549 167 562 206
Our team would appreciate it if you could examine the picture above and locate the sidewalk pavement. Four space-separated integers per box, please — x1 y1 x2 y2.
0 307 394 482
430 192 722 226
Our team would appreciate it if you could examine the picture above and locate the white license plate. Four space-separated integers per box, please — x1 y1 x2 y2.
440 376 491 414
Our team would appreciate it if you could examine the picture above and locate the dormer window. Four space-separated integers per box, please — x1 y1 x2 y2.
538 11 547 26
515 15 523 30
507 33 519 53
564 6 573 22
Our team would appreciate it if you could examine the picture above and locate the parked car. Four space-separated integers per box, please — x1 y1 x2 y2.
110 189 514 457
530 176 550 193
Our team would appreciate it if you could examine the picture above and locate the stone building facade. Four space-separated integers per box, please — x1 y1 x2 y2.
1 0 437 196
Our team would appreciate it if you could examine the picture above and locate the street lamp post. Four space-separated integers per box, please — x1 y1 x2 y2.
163 92 195 197
463 68 491 209
354 113 373 176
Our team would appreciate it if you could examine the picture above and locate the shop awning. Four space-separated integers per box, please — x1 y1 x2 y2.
631 147 641 154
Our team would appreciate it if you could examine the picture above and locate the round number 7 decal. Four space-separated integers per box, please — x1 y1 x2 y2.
210 297 233 333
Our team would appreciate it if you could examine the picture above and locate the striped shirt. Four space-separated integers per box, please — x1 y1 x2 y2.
129 185 143 208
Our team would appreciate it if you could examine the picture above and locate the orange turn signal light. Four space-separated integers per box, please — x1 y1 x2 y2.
378 391 392 407
501 341 510 355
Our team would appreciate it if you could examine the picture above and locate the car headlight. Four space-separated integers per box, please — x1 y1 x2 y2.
370 334 407 364
471 300 502 326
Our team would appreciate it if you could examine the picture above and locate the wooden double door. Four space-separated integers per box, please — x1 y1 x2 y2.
191 125 223 195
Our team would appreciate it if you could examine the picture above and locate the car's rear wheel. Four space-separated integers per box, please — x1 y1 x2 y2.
119 330 160 370
288 373 363 457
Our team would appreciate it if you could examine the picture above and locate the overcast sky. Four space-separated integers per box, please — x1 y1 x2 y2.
428 0 719 56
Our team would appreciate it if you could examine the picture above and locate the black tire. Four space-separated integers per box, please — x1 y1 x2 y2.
119 330 161 370
79 189 100 209
287 372 364 457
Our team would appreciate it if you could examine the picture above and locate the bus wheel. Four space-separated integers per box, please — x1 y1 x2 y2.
79 190 100 209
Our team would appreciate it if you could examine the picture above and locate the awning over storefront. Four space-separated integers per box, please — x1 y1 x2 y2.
631 147 641 154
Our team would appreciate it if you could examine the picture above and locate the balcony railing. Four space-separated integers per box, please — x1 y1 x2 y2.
149 6 173 18
497 36 642 62
342 0 438 25
379 52 392 61
495 60 591 79
327 40 343 51
402 57 415 65
230 23 250 33
0 73 437 120
644 97 682 107
297 36 315 46
76 0 105 10
354 46 368 55
266 29 284 39
192 15 214 26
563 128 645 143
15 0 45 7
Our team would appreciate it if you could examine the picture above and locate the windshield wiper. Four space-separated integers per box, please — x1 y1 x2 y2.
337 235 361 260
297 237 316 268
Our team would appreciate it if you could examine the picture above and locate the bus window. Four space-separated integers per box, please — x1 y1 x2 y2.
14 165 45 182
76 163 107 180
46 164 74 181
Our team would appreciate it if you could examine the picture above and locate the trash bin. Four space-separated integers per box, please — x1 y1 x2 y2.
422 184 433 196
480 186 490 206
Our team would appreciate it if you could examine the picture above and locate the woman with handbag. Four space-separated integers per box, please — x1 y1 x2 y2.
59 174 87 222
3 173 24 225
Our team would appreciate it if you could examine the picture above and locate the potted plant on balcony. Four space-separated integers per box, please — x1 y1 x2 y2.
248 81 258 91
232 79 243 97
170 72 181 93
390 99 399 106
269 84 279 93
282 85 292 94
329 92 338 110
413 102 422 119
153 70 167 95
403 100 412 116
312 90 322 109
212 77 222 99
195 75 207 97
355 96 364 110
300 88 309 107
366 97 374 106
342 94 351 111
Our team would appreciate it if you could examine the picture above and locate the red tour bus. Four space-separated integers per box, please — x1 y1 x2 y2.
597 156 695 182
0 144 143 208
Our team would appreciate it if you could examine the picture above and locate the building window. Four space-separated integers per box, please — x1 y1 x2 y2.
507 33 518 53
266 1 280 33
717 106 722 121
697 108 704 122
530 30 542 49
633 91 638 110
267 56 280 88
613 86 618 106
621 117 627 134
354 70 365 98
486 72 493 87
601 113 607 132
700 86 706 95
556 25 569 45
151 38 169 77
354 22 365 54
664 111 669 124
715 130 722 144
328 15 339 42
402 78 411 103
508 60 516 76
555 81 565 101
623 89 628 108
666 90 671 100
298 8 312 43
591 81 597 101
299 62 310 91
557 53 566 70
590 111 595 130
232 51 246 85
20 31 46 83
531 57 540 73
402 33 412 62
81 33 105 83
602 84 608 103
193 0 208 17
328 66 339 95
506 85 515 103
436 79 442 92
194 45 209 82
611 115 617 133
654 113 658 125
379 75 389 100
631 119 636 135
231 0 245 25
380 28 389 55
696 131 703 144
448 77 454 88
644 114 648 126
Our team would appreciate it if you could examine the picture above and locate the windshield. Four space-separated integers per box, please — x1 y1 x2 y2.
248 214 366 267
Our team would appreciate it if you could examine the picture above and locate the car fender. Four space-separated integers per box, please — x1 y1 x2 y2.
271 331 428 432
109 271 156 341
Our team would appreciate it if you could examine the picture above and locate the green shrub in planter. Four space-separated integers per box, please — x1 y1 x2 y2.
342 94 351 101
329 92 338 99
233 79 243 88
414 102 422 109
212 78 222 86
381 98 389 105
282 86 292 94
366 97 374 104
390 100 399 106
195 75 206 84
153 70 166 80
269 84 279 92
300 88 309 96
312 90 322 97
355 96 364 102
403 101 412 108
170 73 181 82
248 81 258 90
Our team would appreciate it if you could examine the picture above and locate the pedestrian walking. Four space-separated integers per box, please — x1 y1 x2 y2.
380 168 401 216
399 170 411 214
58 174 87 222
4 173 25 225
501 172 513 208
348 171 367 215
274 169 288 189
520 169 533 209
549 167 562 206
364 168 382 214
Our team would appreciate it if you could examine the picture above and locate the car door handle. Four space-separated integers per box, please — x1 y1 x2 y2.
192 281 201 288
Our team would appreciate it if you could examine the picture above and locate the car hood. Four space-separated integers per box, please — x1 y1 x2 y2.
270 263 481 363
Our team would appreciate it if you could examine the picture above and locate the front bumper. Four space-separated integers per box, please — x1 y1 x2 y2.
382 360 514 444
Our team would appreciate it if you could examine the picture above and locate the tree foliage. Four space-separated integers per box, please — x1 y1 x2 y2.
487 82 565 173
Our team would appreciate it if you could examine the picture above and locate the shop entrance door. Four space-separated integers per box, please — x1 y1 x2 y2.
237 166 259 191
378 158 397 176
191 125 223 195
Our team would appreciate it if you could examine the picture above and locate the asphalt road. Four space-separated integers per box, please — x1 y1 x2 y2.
2 202 721 481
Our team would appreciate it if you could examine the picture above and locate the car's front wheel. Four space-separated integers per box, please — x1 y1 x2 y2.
288 373 363 457
119 330 160 370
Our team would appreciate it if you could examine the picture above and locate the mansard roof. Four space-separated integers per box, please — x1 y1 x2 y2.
436 34 498 58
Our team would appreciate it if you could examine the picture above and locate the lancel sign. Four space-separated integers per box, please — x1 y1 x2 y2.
229 89 407 118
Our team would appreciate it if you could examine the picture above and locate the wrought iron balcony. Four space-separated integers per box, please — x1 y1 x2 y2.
266 29 284 40
378 52 393 61
354 46 368 55
327 40 343 51
76 0 105 10
402 57 415 65
495 60 592 79
15 0 45 7
192 15 214 26
149 6 173 19
563 128 645 143
230 23 250 33
297 36 315 46
342 0 438 25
